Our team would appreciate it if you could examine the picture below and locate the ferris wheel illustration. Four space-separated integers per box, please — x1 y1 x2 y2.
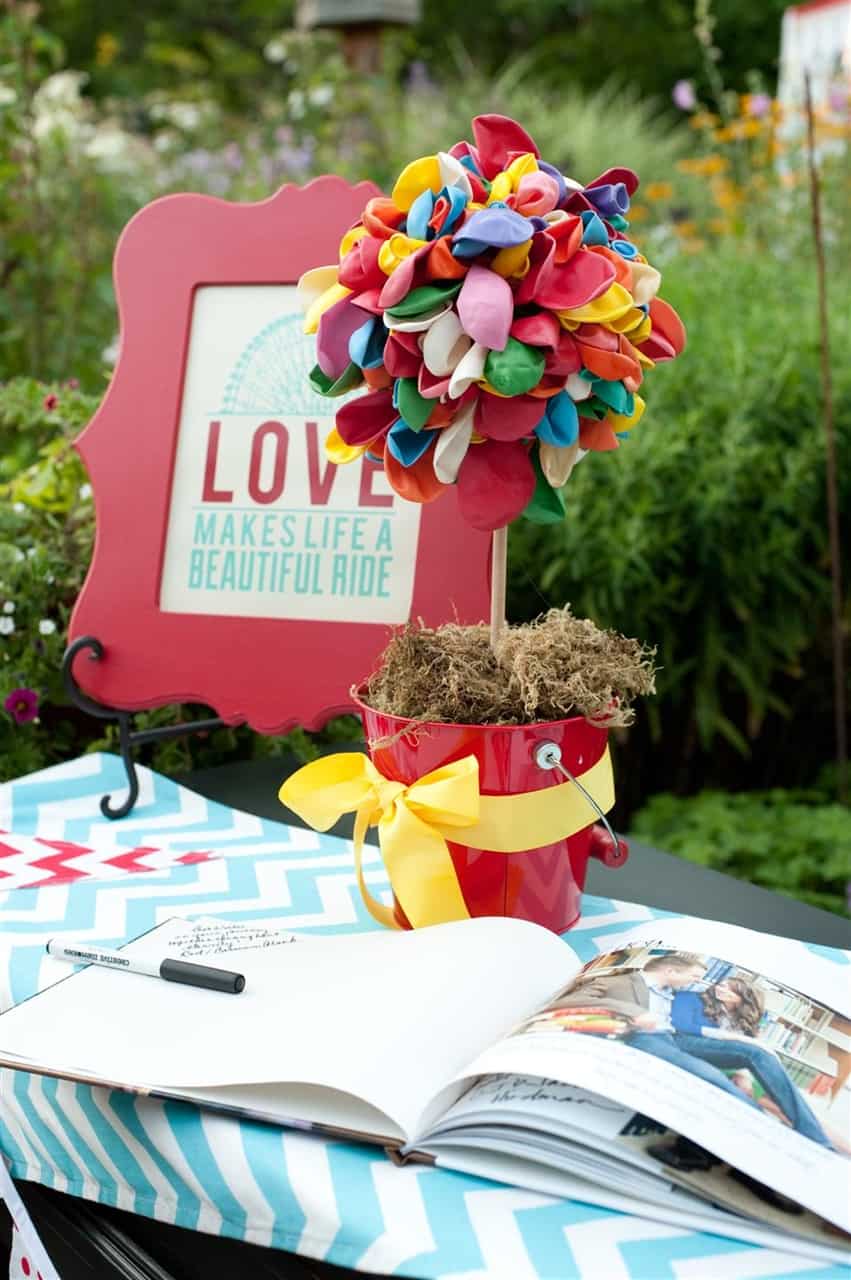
220 311 361 416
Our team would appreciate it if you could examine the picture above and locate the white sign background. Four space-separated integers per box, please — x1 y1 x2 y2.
160 286 422 623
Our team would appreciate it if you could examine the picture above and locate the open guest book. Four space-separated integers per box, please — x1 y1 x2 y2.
0 911 848 1267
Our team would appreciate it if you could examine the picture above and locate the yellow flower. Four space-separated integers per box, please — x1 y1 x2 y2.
710 178 743 210
95 32 120 67
672 220 698 237
628 203 649 222
689 111 719 130
708 217 732 235
676 154 728 177
643 181 673 201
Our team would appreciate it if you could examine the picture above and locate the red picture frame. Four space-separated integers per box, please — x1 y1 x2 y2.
68 178 492 734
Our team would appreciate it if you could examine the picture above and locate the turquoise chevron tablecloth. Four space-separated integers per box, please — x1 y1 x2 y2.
0 752 847 1280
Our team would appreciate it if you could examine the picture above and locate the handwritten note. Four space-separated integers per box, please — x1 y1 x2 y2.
169 919 301 958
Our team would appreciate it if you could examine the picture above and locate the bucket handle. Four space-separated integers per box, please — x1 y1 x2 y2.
533 741 627 867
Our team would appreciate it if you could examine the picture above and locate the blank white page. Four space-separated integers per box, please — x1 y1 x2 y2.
0 916 574 1141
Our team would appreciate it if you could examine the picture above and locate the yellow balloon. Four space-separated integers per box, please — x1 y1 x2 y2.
378 232 428 275
491 239 532 278
557 282 635 326
607 395 646 432
325 427 367 465
303 282 351 334
391 155 442 212
486 172 513 204
338 224 368 259
505 152 539 188
605 306 647 335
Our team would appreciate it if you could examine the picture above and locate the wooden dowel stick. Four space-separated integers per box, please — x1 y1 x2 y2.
490 525 508 652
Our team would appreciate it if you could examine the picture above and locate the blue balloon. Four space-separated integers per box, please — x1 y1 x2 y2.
592 379 634 416
611 238 639 260
387 420 437 466
407 188 435 241
580 211 609 246
348 317 385 370
536 392 579 447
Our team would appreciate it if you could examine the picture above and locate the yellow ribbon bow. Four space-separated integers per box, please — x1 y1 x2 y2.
279 748 614 930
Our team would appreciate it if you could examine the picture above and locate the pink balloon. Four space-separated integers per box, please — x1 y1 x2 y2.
457 264 513 351
377 244 430 310
317 296 371 380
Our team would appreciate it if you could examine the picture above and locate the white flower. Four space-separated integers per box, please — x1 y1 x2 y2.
35 71 88 106
0 617 15 636
308 84 333 108
26 548 37 558
38 619 57 636
79 483 92 500
45 574 55 585
2 601 14 614
287 89 306 120
84 125 128 163
0 85 16 107
13 550 24 563
264 37 287 64
102 337 120 365
12 502 25 514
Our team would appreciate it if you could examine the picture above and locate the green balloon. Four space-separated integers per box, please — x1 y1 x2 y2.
309 362 364 397
385 280 463 320
396 377 433 431
484 337 546 397
523 446 567 524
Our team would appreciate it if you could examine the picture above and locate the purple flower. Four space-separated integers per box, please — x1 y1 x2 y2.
747 93 772 118
672 80 697 112
4 687 39 725
222 142 243 172
828 85 849 114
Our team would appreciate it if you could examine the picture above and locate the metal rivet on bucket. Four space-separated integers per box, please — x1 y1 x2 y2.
533 741 625 864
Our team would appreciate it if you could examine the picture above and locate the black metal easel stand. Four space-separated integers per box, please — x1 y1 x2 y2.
62 636 225 819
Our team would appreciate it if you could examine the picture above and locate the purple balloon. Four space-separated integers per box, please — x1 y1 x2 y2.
538 160 567 206
584 182 630 219
453 205 532 250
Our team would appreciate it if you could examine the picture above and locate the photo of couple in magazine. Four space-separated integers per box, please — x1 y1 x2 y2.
517 945 850 1157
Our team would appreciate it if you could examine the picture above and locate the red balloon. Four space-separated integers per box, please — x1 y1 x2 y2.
456 439 536 530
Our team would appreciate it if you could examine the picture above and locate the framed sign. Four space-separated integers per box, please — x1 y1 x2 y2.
68 178 492 734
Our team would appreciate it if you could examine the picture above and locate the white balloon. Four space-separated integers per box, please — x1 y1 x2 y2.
384 302 453 333
437 151 473 199
565 372 593 401
434 401 475 483
422 309 472 375
448 342 487 398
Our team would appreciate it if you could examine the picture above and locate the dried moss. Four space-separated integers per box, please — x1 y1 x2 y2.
363 607 656 728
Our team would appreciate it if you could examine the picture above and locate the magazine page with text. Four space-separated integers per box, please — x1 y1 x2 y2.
420 916 851 1255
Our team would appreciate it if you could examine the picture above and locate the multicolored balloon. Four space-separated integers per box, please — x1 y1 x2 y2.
299 114 686 531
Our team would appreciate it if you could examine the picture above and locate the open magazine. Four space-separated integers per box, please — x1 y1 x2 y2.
0 911 848 1266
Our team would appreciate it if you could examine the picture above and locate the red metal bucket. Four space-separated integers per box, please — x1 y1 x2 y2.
355 695 627 934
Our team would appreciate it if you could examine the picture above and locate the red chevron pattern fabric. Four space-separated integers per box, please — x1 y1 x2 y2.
0 833 216 891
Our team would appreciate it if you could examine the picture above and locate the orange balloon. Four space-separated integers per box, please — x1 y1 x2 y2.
384 439 448 502
579 416 619 451
363 365 394 390
426 236 469 281
362 197 405 241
